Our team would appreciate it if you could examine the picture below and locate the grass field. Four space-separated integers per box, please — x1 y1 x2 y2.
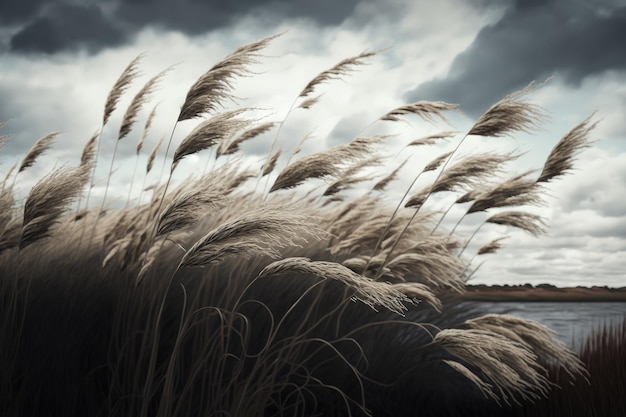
1 34 621 416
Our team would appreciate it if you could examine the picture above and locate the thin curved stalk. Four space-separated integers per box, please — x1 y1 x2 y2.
458 221 485 258
256 97 298 195
87 133 120 249
362 170 426 274
152 122 179 229
430 198 457 235
125 153 140 208
373 134 469 279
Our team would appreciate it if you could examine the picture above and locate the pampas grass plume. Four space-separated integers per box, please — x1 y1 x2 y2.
18 132 60 173
103 53 144 126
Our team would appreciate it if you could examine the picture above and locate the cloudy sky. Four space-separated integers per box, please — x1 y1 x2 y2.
1 0 625 287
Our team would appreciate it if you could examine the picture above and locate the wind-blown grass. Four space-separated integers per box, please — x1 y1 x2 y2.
0 34 610 417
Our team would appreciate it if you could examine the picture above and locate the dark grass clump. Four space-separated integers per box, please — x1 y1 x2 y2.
484 316 626 417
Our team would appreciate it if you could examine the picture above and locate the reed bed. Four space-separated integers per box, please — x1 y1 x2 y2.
483 316 626 417
0 34 614 416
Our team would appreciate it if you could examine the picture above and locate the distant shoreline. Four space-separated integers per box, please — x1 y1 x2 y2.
459 284 626 302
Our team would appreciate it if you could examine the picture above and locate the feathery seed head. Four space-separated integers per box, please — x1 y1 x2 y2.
258 257 414 315
19 132 60 173
178 34 280 121
298 51 377 100
381 101 459 124
537 115 597 183
103 53 144 126
468 81 548 138
20 165 90 249
119 68 170 141
172 110 249 171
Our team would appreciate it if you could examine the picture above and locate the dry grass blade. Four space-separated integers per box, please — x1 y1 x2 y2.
103 237 132 267
270 136 381 192
423 151 454 173
179 206 325 267
0 188 15 232
270 152 344 192
323 175 366 197
298 51 377 99
103 53 144 126
340 155 382 180
404 189 430 209
477 236 509 255
323 156 381 196
136 241 160 284
468 81 547 137
405 152 516 208
485 211 547 236
197 158 256 192
0 120 12 148
257 257 414 315
467 171 543 214
102 211 130 247
342 255 391 278
184 241 271 266
385 251 465 292
0 133 11 148
430 152 518 194
323 173 374 197
137 104 158 155
297 94 322 110
443 360 499 402
156 184 227 237
80 131 99 167
465 314 588 381
2 163 17 191
292 132 314 156
372 157 408 192
537 114 597 183
405 234 460 254
19 165 90 249
226 169 255 190
328 193 378 228
406 131 457 147
178 34 280 121
0 218 20 253
330 213 400 255
262 146 282 177
391 282 442 312
381 101 459 124
434 328 551 405
119 69 169 141
172 110 249 171
146 135 164 174
19 132 60 173
217 121 275 157
455 189 481 204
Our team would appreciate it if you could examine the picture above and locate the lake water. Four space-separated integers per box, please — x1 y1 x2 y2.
470 301 626 348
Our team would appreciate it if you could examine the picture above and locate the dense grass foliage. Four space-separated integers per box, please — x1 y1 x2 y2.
1 34 620 416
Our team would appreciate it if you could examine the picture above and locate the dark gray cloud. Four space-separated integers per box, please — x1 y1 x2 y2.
5 0 360 54
0 0 49 25
10 3 126 53
115 0 359 34
406 0 626 117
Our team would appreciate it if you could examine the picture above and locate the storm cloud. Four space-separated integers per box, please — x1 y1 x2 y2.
3 0 361 54
406 0 626 116
9 3 126 53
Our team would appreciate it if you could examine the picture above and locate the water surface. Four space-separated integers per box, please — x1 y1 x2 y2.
470 301 626 348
